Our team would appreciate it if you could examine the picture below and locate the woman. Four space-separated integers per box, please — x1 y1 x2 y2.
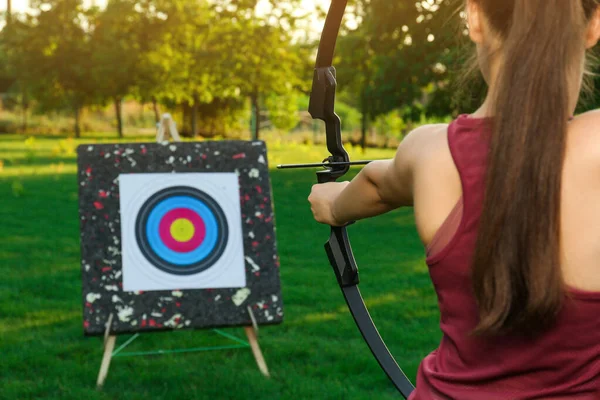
308 0 600 398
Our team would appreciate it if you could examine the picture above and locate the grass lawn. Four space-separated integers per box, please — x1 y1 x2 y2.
0 133 440 400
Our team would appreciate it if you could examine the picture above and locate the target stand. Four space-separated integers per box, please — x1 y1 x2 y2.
78 125 282 388
97 306 268 388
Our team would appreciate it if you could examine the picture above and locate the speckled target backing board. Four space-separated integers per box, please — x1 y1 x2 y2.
77 141 283 336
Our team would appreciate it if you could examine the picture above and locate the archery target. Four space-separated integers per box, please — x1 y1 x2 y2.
119 173 246 292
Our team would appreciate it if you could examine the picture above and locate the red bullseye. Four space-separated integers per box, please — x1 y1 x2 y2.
158 208 206 252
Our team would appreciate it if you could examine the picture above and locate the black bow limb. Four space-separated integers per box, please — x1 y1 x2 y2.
305 0 416 398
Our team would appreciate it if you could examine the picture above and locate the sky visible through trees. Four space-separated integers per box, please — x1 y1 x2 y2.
3 0 330 30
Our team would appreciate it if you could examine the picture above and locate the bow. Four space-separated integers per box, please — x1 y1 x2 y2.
279 1 415 398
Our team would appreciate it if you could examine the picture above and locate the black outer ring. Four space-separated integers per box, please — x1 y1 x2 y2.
134 186 229 276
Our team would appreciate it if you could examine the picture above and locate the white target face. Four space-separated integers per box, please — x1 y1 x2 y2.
119 173 246 292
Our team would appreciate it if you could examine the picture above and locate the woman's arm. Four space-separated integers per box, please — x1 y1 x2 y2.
309 125 430 226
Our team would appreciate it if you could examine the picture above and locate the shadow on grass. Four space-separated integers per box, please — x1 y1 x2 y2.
2 155 76 167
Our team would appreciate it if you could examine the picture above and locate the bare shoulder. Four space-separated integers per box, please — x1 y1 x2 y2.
396 123 450 166
401 123 450 149
568 110 600 166
379 123 451 208
395 123 460 244
570 110 600 146
397 123 451 172
571 109 600 127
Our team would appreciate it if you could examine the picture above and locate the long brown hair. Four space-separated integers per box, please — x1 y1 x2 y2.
470 0 598 337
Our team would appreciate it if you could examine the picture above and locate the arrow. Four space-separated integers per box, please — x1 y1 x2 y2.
277 160 374 170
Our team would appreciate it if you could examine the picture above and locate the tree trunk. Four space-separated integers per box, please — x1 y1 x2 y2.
179 101 193 137
151 96 160 123
114 97 123 138
251 92 260 141
21 105 28 133
182 102 190 137
191 93 199 138
360 98 368 153
360 87 372 153
74 106 81 138
21 91 28 133
361 114 368 152
6 0 11 25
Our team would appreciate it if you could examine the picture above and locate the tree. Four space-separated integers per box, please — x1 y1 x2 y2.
130 0 171 123
91 0 143 138
0 18 25 123
138 0 234 137
265 91 299 132
22 0 99 137
336 0 460 146
213 0 311 140
336 11 375 151
6 0 11 25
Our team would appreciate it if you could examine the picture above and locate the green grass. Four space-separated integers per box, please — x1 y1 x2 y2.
0 134 440 400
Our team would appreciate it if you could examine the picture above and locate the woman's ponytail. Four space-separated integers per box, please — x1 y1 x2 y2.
471 0 595 336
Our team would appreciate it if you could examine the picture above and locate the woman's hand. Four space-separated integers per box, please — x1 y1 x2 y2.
306 126 431 228
308 181 350 226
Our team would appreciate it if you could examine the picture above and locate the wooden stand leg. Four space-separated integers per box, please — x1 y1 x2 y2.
244 326 270 378
97 313 116 389
96 335 116 388
247 305 259 335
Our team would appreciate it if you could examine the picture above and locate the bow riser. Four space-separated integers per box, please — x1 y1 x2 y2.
324 227 359 287
309 66 350 182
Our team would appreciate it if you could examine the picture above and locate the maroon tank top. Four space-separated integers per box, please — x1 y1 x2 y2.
409 115 600 400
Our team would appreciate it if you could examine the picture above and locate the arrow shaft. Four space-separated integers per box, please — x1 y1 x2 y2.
277 161 374 170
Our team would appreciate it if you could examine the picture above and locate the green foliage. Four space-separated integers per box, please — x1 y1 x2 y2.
89 0 145 136
24 1 97 112
373 109 406 141
295 93 362 133
0 0 316 138
337 0 458 120
0 0 490 143
91 0 140 100
215 0 311 139
192 98 250 137
296 94 310 111
53 138 77 156
576 57 600 114
23 136 37 164
333 0 492 138
265 92 300 132
3 0 600 143
335 101 362 132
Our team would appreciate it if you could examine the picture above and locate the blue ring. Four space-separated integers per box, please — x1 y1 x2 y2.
145 196 219 266
134 186 229 276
